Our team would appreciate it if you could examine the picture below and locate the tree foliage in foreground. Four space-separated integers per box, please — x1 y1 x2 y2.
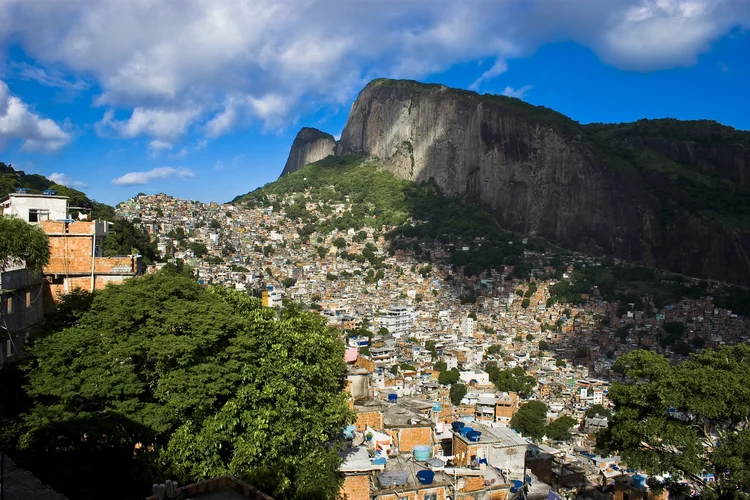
0 215 50 273
11 271 352 500
510 401 548 441
598 346 750 499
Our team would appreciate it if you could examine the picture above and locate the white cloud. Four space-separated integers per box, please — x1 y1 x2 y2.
501 85 533 99
112 166 195 185
0 80 71 151
0 0 747 137
470 59 509 90
4 61 89 91
98 106 200 140
48 172 88 188
147 139 173 158
214 160 224 170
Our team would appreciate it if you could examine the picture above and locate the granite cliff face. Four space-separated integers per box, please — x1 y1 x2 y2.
281 127 336 176
335 79 750 284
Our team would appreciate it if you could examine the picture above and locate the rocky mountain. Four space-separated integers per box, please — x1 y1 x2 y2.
281 127 336 176
267 79 750 285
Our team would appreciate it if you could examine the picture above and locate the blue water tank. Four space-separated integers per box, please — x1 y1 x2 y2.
467 431 482 442
413 445 431 461
459 426 474 437
451 421 465 432
632 475 647 488
372 457 386 465
416 470 435 485
432 402 442 412
387 393 398 402
42 189 56 195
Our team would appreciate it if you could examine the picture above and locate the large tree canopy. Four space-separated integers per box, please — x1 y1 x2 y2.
11 270 351 500
599 346 750 499
486 364 537 398
0 215 50 273
510 401 548 441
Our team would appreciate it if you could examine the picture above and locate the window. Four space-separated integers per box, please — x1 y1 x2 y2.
28 209 50 223
5 339 12 358
6 296 14 315
423 495 438 500
26 291 31 308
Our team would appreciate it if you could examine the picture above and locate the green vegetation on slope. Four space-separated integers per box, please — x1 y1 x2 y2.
585 119 750 232
238 155 537 278
1 270 351 500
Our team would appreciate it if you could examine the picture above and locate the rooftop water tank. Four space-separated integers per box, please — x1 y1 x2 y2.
432 402 442 412
413 445 431 461
467 431 482 442
632 475 647 488
459 426 474 437
387 393 398 402
42 189 56 195
378 471 408 487
416 470 435 485
451 421 465 432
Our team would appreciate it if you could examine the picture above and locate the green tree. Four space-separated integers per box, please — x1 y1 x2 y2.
103 218 159 264
510 401 548 440
333 237 347 249
546 416 577 441
598 346 750 499
449 383 468 406
12 272 352 500
282 277 297 288
491 367 537 397
521 298 530 309
433 361 447 372
538 340 550 351
0 216 50 274
584 404 612 420
438 368 460 386
189 241 208 257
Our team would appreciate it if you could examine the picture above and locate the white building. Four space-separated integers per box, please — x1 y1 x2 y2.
1 191 72 223
461 316 475 337
377 306 413 335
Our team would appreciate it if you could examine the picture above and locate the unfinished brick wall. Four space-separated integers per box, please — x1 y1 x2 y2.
396 426 432 452
45 234 95 274
95 256 136 273
453 436 470 466
461 475 485 492
340 473 370 500
356 410 384 432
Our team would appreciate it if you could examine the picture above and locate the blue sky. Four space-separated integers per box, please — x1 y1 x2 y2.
0 0 748 205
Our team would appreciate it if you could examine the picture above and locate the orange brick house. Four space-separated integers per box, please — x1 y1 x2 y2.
41 219 142 300
1 191 143 303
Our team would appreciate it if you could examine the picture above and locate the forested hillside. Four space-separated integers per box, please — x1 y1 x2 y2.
238 155 750 316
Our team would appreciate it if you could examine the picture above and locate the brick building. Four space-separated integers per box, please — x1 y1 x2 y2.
41 219 142 300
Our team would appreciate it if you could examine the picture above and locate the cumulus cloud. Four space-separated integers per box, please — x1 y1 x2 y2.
112 166 195 185
0 80 71 151
97 107 200 141
48 172 87 188
0 0 747 137
501 85 533 99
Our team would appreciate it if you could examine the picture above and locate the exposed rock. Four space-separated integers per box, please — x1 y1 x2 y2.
336 78 750 284
281 127 336 176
